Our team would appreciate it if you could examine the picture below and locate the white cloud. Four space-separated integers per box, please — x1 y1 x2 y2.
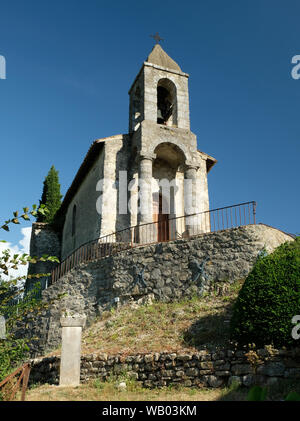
0 226 32 282
18 227 31 253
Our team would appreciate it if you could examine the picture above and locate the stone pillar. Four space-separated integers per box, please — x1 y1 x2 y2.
59 314 86 387
184 165 199 236
0 316 6 339
138 154 155 243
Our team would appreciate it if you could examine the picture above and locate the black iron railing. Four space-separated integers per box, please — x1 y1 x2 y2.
50 201 256 284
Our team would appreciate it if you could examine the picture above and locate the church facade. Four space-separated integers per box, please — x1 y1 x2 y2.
52 44 217 261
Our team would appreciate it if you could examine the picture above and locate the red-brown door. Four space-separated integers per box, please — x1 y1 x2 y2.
153 193 169 242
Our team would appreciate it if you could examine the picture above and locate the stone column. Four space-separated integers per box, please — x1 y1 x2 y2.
138 154 155 243
59 314 86 387
184 165 198 236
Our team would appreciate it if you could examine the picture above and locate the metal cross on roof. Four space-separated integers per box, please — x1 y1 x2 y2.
150 32 164 44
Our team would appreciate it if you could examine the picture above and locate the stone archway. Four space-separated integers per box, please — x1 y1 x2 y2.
151 142 186 241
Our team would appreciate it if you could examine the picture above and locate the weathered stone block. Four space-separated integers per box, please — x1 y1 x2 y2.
284 368 300 378
215 371 230 377
207 375 224 388
228 376 242 387
177 354 192 362
199 361 213 370
186 367 199 377
242 374 255 387
176 370 185 377
144 354 154 363
257 362 285 377
199 370 212 376
231 364 252 376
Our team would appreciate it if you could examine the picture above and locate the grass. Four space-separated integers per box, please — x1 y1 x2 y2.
23 377 248 401
19 376 300 401
47 280 243 357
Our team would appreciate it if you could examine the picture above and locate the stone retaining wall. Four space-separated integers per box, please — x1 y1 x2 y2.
29 347 300 389
16 224 293 358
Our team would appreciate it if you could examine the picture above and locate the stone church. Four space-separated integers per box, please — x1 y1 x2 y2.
54 43 217 263
24 45 294 356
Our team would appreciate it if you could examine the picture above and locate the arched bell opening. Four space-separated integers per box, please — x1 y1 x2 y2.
157 78 177 127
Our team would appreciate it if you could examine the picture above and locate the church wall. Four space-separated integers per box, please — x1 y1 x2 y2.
99 135 131 237
61 148 105 260
129 71 145 133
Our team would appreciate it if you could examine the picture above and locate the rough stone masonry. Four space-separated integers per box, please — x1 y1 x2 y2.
28 346 300 390
14 224 293 358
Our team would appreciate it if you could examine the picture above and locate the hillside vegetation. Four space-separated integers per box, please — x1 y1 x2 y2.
48 280 243 357
231 236 300 347
83 282 243 355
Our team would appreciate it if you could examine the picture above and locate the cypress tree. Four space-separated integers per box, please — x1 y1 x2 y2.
37 165 62 223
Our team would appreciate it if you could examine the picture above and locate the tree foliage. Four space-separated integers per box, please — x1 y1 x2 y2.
230 237 300 348
0 205 60 387
37 165 62 224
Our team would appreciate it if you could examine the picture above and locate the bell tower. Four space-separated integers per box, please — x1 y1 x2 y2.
127 43 216 239
129 43 191 133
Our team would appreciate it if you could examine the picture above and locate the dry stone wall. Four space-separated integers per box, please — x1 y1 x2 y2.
28 346 300 389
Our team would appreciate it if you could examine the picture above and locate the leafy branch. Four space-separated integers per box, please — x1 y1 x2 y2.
0 203 62 388
0 204 48 232
0 249 59 277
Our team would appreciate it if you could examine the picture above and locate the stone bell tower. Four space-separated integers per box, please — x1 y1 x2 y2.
128 43 216 237
129 43 191 133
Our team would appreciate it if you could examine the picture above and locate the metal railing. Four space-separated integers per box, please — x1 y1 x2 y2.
0 363 31 401
51 201 256 284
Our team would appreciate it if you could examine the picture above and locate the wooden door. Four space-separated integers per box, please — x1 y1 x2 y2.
153 193 169 242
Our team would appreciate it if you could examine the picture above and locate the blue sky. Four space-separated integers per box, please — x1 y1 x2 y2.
0 0 299 250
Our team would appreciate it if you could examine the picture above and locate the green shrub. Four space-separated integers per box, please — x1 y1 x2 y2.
0 337 29 383
0 205 60 397
230 237 300 348
247 385 300 401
